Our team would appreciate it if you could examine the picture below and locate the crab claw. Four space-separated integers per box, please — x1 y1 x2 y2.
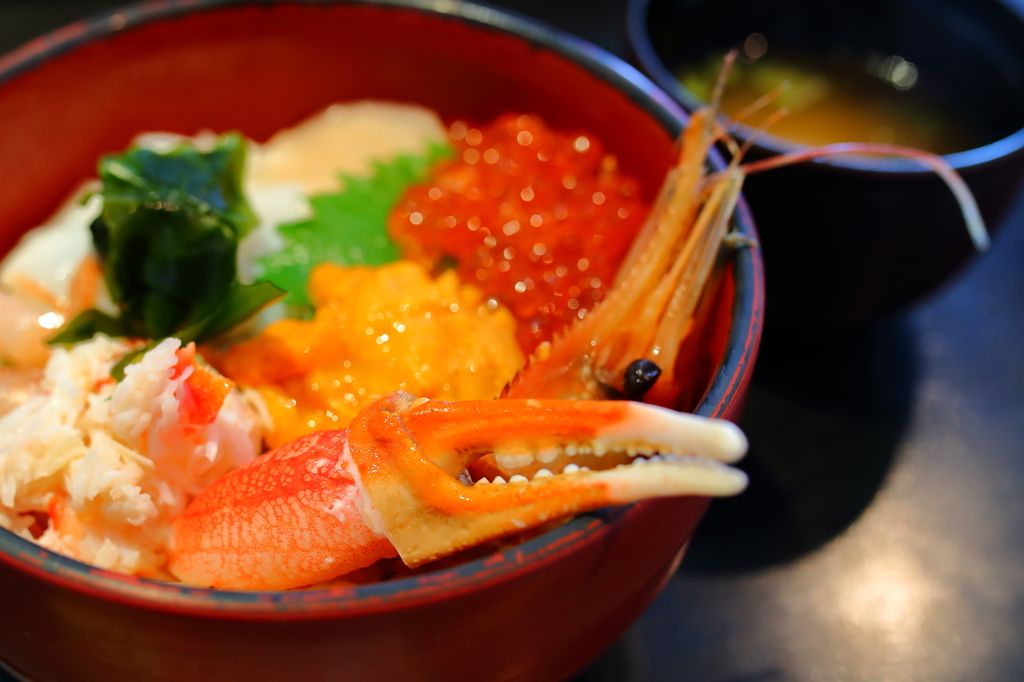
351 392 747 567
169 392 747 590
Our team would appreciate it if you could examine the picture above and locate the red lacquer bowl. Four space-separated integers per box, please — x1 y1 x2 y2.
0 3 764 681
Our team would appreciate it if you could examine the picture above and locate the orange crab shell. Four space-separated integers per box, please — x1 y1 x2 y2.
168 430 397 590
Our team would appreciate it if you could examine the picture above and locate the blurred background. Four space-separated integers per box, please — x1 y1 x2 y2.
1 1 1022 680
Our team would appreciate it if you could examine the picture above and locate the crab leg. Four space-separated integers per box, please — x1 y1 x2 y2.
168 429 399 590
169 392 746 590
359 393 747 568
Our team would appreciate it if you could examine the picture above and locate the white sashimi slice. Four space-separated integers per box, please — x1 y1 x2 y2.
0 189 101 303
247 100 448 195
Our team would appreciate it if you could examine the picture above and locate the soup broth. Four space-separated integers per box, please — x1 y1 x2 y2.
677 52 980 155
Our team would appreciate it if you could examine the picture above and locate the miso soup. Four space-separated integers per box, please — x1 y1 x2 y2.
677 45 980 155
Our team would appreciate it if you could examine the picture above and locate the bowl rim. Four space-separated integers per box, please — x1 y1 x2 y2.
625 0 1024 174
0 0 764 619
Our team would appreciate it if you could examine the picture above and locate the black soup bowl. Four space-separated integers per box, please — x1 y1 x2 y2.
628 0 1024 330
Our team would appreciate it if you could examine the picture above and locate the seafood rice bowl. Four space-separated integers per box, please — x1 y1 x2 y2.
0 3 764 681
0 94 750 589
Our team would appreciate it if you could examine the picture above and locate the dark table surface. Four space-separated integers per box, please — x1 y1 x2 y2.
1 2 1022 681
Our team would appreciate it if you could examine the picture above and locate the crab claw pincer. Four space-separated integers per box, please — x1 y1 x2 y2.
169 392 747 590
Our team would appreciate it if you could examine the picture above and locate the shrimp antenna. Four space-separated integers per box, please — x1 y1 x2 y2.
729 80 792 126
730 107 790 169
702 49 738 142
711 122 742 158
709 48 737 116
740 143 990 252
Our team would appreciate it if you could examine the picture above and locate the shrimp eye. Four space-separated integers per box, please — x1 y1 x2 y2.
623 359 661 401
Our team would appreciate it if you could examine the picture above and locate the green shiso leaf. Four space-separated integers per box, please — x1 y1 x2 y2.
51 134 282 366
259 142 453 306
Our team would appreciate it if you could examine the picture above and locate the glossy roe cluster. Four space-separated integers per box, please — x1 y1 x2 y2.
389 114 648 352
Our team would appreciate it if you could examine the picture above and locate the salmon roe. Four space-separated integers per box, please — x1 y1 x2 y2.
389 114 648 352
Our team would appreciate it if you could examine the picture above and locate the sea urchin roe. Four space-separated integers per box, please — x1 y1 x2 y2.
389 114 648 352
220 261 524 449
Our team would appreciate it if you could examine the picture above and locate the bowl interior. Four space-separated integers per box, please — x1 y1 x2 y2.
638 0 1024 161
0 1 762 613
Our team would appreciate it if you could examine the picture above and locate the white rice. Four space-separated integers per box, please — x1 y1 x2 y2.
0 337 262 575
